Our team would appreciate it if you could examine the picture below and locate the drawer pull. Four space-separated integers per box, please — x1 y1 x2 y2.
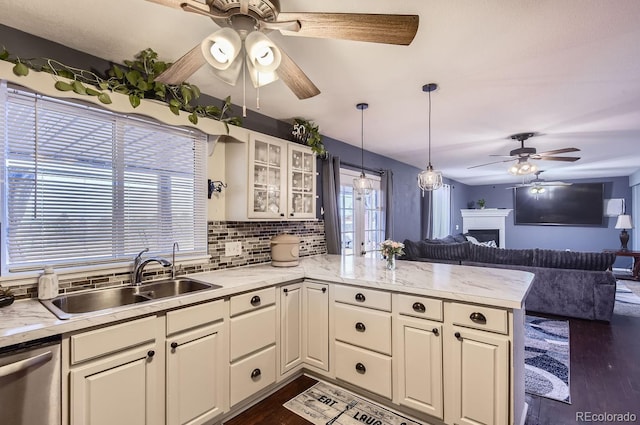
250 295 261 306
147 350 155 358
412 302 426 313
355 362 366 374
470 312 487 324
355 322 366 332
250 368 261 379
432 328 439 336
454 332 462 340
283 288 288 295
355 293 366 302
170 342 178 350
322 287 327 293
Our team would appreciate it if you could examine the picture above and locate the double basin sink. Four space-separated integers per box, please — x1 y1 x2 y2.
41 278 221 320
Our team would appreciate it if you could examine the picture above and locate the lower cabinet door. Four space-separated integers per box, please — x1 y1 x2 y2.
166 322 226 425
230 345 276 407
280 282 303 375
395 316 443 419
446 325 509 425
70 344 160 425
302 281 329 371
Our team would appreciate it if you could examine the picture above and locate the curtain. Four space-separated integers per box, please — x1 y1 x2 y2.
381 170 394 240
322 154 341 254
421 191 433 240
432 184 452 238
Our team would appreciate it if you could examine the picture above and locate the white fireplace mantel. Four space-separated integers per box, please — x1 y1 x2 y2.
461 208 513 248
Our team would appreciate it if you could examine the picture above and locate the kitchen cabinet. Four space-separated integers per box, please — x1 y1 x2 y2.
225 132 316 220
301 281 329 371
279 282 303 375
165 300 227 425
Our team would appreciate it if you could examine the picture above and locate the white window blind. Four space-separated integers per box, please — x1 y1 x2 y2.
0 84 207 273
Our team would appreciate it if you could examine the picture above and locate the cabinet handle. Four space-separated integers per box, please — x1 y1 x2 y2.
250 368 261 379
432 328 439 336
454 332 462 340
250 295 261 306
322 287 327 293
355 293 366 302
412 302 426 313
147 350 155 358
355 322 366 332
290 212 295 217
470 312 487 325
280 213 285 217
170 342 178 350
355 362 366 374
283 288 288 295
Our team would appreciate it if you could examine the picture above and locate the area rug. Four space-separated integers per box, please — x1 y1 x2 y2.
614 281 640 318
284 380 426 425
524 316 570 404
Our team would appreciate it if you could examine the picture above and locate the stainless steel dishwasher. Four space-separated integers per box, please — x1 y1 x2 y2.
0 334 61 425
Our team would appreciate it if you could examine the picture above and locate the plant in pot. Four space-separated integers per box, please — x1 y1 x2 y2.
292 118 327 157
477 199 486 209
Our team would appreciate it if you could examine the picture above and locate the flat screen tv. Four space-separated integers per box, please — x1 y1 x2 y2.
514 183 604 226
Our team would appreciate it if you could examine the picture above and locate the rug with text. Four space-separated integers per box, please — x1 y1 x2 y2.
614 281 640 318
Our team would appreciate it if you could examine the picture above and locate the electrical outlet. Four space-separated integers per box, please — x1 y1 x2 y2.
225 241 242 256
455 224 460 230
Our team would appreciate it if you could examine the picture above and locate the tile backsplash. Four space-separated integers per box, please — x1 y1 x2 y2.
9 220 326 300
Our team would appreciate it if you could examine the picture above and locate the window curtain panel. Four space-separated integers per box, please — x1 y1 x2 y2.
381 170 394 240
322 154 342 254
421 191 433 240
432 184 451 239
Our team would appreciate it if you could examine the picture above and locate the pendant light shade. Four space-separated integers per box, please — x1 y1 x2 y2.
417 83 443 194
353 103 373 195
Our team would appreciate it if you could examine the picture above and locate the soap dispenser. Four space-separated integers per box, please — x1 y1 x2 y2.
38 266 59 300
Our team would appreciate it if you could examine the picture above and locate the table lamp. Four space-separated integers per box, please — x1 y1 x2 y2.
615 214 633 250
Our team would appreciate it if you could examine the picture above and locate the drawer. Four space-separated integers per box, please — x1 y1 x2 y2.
395 293 443 321
446 302 508 334
230 287 276 317
70 316 157 365
230 305 276 361
230 345 276 406
334 304 391 355
334 285 391 311
166 299 226 336
334 341 392 399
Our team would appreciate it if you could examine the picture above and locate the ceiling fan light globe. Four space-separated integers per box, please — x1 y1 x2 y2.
246 57 279 87
245 31 282 73
202 28 242 70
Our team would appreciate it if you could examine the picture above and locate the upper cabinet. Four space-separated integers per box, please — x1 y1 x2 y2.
225 132 317 220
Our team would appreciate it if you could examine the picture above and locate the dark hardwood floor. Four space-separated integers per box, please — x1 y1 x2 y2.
225 312 640 425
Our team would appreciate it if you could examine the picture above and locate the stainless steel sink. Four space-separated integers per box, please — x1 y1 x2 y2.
41 277 221 320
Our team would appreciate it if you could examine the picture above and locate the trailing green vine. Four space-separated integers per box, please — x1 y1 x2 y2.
1 47 242 130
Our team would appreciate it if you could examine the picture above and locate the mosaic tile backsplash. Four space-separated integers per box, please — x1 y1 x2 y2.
10 220 326 300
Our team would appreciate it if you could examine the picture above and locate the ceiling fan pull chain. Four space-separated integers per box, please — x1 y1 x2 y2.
256 73 261 110
242 54 247 118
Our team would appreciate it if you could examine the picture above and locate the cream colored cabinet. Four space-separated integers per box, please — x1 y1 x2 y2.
225 132 316 220
229 287 277 407
393 293 445 419
302 281 329 371
279 282 303 375
165 300 227 425
66 316 162 425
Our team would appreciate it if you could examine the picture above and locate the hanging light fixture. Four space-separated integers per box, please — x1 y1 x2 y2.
417 83 443 194
353 103 373 195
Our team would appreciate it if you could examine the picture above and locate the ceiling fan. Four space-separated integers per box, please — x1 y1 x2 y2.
468 132 581 175
145 0 419 99
506 170 572 190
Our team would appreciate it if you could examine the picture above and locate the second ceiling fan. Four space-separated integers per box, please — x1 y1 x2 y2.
146 0 419 99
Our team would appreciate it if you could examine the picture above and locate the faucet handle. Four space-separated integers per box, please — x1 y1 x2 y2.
134 248 149 265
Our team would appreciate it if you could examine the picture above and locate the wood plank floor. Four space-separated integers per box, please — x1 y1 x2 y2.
225 312 640 425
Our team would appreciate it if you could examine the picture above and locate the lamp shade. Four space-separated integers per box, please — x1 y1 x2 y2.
245 31 282 73
615 214 633 229
201 28 242 71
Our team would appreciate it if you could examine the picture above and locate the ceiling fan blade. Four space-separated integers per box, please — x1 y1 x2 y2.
181 3 233 19
155 44 206 85
489 154 517 158
536 147 580 156
145 0 209 12
467 158 516 169
277 12 419 45
534 156 581 162
274 44 320 99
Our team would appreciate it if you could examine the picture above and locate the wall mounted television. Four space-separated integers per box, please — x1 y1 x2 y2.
514 183 604 226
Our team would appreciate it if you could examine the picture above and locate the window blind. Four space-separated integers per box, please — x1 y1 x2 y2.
0 85 207 273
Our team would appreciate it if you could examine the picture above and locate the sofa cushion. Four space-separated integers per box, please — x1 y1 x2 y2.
534 249 616 271
468 244 535 266
418 241 471 261
401 239 421 260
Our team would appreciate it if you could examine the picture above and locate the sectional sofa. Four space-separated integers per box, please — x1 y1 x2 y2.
401 234 617 321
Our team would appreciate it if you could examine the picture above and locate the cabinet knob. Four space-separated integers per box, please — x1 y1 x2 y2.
355 293 366 302
250 295 261 306
250 368 262 379
355 322 366 332
355 362 366 374
147 350 155 358
170 342 178 350
280 213 285 217
290 213 294 217
283 288 288 295
321 287 327 293
470 312 487 325
432 328 439 336
412 302 426 313
454 332 462 340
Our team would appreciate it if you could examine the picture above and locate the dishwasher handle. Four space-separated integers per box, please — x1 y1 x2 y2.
0 351 53 378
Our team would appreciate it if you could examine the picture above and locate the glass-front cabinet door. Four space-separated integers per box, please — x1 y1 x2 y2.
248 136 287 218
288 144 316 219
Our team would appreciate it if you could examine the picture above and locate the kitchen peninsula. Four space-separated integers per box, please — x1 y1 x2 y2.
0 255 534 425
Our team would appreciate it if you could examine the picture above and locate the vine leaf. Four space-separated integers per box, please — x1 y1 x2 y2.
12 62 29 76
54 81 74 91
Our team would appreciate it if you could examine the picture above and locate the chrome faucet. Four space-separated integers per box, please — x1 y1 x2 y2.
172 242 179 279
132 248 172 285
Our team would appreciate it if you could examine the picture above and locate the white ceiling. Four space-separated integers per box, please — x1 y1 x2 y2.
2 0 640 185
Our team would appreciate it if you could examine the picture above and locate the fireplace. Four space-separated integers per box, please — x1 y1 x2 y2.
467 229 500 247
461 208 512 248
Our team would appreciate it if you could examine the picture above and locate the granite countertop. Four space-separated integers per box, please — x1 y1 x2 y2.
0 255 534 349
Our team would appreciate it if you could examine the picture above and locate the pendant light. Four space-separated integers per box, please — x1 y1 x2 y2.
417 83 443 194
353 102 373 195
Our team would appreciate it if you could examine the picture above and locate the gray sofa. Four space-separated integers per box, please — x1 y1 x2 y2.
401 235 617 322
